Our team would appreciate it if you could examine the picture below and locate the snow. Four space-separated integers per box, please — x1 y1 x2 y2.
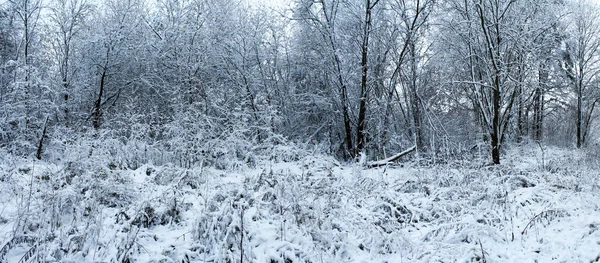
3 244 30 263
0 145 600 262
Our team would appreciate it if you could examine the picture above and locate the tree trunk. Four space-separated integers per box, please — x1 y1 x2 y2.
476 0 506 164
516 61 525 143
242 75 261 143
576 74 583 148
534 62 547 142
24 0 31 131
408 41 424 152
517 85 523 143
62 43 71 127
491 78 501 165
319 0 355 158
93 68 107 130
36 117 48 160
357 0 377 155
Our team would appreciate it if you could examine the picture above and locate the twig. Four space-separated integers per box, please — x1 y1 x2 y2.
176 231 193 241
119 226 140 262
521 209 564 235
536 141 545 170
240 207 244 263
134 241 151 256
479 239 487 263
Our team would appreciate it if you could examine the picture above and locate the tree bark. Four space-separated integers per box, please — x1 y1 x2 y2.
317 0 355 158
93 67 107 130
357 0 378 155
491 77 501 165
517 84 523 143
576 70 583 148
534 61 547 142
36 117 48 160
476 0 509 164
408 41 424 152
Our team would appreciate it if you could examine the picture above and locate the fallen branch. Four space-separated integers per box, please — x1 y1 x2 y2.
367 146 416 168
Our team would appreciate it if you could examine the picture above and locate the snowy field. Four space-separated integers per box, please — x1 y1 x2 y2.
1 145 600 262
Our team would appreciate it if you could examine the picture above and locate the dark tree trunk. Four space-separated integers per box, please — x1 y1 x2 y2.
534 62 547 142
357 0 377 155
24 1 31 131
319 0 355 158
516 61 525 143
476 0 508 165
242 75 261 143
517 85 524 143
409 42 424 152
36 117 48 160
576 75 583 148
93 68 107 130
62 44 71 127
491 77 501 165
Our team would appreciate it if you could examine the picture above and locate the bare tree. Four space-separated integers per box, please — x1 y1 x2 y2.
356 0 380 155
380 0 433 153
293 0 355 158
561 0 600 148
8 0 42 130
439 0 564 164
48 0 93 126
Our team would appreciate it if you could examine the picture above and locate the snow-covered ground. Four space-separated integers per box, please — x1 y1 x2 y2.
1 145 599 262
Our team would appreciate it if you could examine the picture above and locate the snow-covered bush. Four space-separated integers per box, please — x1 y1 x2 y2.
1 144 600 262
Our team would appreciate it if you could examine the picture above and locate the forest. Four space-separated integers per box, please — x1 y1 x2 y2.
1 0 600 262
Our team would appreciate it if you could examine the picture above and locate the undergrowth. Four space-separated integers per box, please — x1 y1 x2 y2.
0 143 599 262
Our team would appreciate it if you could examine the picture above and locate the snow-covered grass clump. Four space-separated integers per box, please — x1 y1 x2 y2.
0 145 599 262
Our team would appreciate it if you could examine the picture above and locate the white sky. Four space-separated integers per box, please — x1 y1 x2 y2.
0 0 291 8
245 0 292 11
0 0 598 10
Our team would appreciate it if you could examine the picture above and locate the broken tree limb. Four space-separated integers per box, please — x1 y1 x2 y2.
367 145 416 168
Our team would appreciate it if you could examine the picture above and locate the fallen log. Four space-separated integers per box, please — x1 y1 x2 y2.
367 145 416 168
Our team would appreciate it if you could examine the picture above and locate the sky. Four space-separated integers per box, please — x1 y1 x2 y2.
1 0 599 10
0 0 293 12
246 0 292 11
